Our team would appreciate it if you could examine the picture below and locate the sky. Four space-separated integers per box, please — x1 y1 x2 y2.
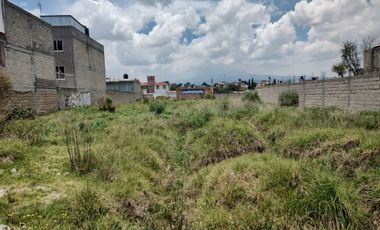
9 0 380 83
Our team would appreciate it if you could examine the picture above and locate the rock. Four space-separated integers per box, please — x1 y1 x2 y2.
0 224 10 230
56 172 61 176
0 189 7 198
10 168 17 174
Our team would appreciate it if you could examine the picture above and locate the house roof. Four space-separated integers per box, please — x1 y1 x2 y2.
156 82 169 86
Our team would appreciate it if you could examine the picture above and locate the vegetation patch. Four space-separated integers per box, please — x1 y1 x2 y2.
185 118 265 169
279 90 299 107
0 98 379 229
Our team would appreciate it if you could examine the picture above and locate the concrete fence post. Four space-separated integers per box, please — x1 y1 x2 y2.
322 78 325 107
347 76 351 111
302 80 306 107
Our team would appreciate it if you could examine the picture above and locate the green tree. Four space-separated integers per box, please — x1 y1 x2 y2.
332 63 347 78
341 41 361 76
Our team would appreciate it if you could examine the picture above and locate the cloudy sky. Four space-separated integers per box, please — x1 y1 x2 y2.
10 0 380 82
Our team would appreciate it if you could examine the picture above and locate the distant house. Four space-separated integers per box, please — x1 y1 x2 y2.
176 87 214 99
106 79 142 93
141 76 172 98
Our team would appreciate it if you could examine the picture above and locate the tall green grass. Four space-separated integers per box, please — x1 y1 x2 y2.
0 98 379 229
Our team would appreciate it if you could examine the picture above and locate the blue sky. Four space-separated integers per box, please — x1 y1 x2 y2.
9 0 380 83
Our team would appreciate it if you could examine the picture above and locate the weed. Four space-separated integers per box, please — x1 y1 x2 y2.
63 120 96 174
279 90 299 106
98 96 115 112
149 100 166 114
69 185 107 226
242 90 261 103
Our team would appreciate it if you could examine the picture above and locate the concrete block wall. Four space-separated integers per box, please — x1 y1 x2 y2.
106 91 143 105
0 89 58 114
35 89 58 113
4 1 56 91
258 73 380 112
73 38 106 103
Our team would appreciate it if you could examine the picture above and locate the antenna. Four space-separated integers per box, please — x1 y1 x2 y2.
37 0 42 16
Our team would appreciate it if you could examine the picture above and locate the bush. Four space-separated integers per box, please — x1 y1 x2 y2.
202 93 215 99
174 109 213 133
279 90 299 107
69 186 107 226
6 107 35 120
98 96 115 112
156 96 170 100
353 111 380 130
149 101 166 115
63 121 97 174
219 98 229 114
242 91 261 103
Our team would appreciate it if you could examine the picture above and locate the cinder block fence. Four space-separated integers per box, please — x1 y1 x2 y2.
258 73 380 112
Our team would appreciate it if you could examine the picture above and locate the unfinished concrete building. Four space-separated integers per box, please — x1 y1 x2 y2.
364 44 380 73
41 15 106 107
1 0 58 114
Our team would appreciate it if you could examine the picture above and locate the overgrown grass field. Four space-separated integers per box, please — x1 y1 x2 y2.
0 96 379 229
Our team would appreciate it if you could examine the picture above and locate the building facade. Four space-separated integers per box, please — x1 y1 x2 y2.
364 45 380 73
176 87 213 99
106 79 142 93
141 76 172 98
1 0 58 114
41 15 106 107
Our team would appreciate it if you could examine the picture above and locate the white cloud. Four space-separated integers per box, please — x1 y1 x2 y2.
62 0 380 81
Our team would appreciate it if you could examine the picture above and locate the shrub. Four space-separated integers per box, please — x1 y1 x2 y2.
149 101 166 115
156 95 170 100
279 90 299 107
174 109 213 133
6 107 35 120
242 91 261 103
219 98 229 113
353 111 380 130
63 121 97 174
202 93 215 99
69 186 107 226
98 96 115 112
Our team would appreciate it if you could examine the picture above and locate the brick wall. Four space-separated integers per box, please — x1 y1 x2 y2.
106 91 143 105
258 73 380 112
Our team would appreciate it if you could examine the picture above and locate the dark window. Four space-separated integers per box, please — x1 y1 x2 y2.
53 40 63 51
156 85 159 89
56 66 65 79
163 85 167 89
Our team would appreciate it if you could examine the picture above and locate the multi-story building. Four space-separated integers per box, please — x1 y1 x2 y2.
0 0 107 113
41 15 106 106
1 0 58 114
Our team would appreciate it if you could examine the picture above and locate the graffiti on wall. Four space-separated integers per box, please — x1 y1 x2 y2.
65 91 91 107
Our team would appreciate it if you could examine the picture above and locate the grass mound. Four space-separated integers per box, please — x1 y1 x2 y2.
187 154 366 229
185 118 265 169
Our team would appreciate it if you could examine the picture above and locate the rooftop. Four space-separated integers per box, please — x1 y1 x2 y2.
41 15 88 35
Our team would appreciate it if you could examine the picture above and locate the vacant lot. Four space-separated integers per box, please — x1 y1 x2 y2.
0 97 379 229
